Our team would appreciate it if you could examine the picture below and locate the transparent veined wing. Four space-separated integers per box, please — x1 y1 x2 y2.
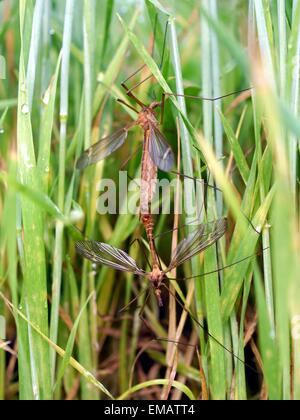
76 124 134 170
148 126 174 172
76 241 146 276
165 218 227 272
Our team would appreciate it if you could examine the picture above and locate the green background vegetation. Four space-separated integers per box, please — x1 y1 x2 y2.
0 0 299 400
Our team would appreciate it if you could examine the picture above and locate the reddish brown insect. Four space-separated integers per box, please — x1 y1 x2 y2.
76 218 227 306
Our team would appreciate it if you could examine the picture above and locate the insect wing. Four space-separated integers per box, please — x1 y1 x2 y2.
166 218 227 272
76 126 131 170
76 241 145 276
148 126 174 172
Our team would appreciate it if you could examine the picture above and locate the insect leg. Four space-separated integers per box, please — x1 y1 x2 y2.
129 237 152 271
121 81 146 108
118 286 149 314
163 87 253 103
160 92 166 125
161 283 259 375
120 143 142 171
121 12 159 86
116 98 139 114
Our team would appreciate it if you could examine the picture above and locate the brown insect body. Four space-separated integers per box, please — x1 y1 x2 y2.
147 265 165 307
139 105 165 306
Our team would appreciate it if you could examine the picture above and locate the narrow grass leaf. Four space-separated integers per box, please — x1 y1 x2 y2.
0 293 114 400
54 292 94 391
117 379 196 400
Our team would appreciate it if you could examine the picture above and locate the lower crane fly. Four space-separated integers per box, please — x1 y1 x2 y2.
76 218 227 306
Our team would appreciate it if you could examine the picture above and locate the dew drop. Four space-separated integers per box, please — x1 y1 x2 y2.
255 225 262 234
0 127 5 134
42 89 50 105
49 28 55 36
97 72 104 83
21 103 29 115
21 82 27 92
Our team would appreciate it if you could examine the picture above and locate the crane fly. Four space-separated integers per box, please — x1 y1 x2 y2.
76 11 251 175
76 218 226 307
76 96 174 172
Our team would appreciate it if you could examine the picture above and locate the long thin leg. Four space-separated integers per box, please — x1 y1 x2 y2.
125 20 170 97
122 64 147 85
153 217 206 240
168 247 269 282
121 18 170 103
160 283 259 374
118 286 149 314
119 15 160 108
120 144 142 171
123 83 251 115
169 170 222 193
123 75 152 96
121 81 146 108
125 168 140 189
156 165 260 236
137 290 159 341
164 87 253 102
129 237 152 271
158 20 169 70
160 92 165 125
122 12 158 86
116 98 139 114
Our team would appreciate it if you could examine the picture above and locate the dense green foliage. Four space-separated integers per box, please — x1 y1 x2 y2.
0 0 299 400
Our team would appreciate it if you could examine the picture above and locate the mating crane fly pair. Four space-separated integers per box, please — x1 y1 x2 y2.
75 75 228 305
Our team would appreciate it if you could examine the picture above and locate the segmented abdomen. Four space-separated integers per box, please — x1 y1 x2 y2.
140 129 157 216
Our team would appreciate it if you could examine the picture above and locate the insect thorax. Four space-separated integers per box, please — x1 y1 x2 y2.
138 108 158 130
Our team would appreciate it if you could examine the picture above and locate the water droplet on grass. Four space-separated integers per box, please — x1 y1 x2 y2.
21 104 29 115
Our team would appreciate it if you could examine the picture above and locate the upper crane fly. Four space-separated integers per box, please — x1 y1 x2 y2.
76 85 174 173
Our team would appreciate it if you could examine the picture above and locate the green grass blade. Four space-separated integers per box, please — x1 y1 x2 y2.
17 0 52 400
50 0 75 386
117 379 196 401
37 52 62 193
219 111 250 184
54 292 94 391
92 10 139 116
0 293 114 400
254 266 280 399
26 0 44 109
221 187 275 321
